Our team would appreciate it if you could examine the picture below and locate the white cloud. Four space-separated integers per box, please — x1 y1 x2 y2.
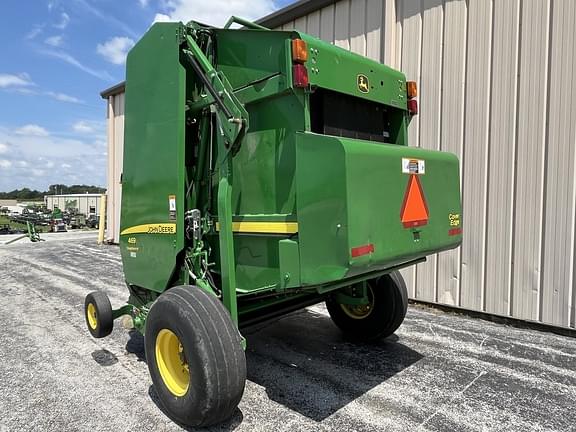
54 12 70 30
44 35 64 47
73 120 95 133
14 88 37 96
0 143 7 154
0 126 106 190
45 91 83 104
96 37 135 65
139 0 149 7
0 73 34 88
15 124 50 137
25 25 44 40
155 0 276 27
71 120 105 135
1 83 83 104
153 13 171 24
41 49 113 81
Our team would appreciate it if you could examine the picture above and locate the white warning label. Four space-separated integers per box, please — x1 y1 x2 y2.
402 158 425 175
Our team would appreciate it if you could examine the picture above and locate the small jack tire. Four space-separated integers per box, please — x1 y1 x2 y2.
326 270 408 342
85 291 113 338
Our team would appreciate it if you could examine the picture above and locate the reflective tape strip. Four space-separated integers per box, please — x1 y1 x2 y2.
215 221 298 234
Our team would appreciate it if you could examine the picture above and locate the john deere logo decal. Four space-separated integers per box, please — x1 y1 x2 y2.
357 74 369 93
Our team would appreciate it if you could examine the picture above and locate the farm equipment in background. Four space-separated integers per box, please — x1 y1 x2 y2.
3 221 44 244
68 212 86 229
84 17 462 427
85 215 99 229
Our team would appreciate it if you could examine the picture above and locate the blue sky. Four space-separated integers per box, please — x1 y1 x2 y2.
0 0 294 191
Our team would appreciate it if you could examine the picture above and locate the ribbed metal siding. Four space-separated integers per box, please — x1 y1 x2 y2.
278 0 576 329
105 92 124 244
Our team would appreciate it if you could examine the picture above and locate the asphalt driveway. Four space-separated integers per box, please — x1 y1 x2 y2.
0 233 574 431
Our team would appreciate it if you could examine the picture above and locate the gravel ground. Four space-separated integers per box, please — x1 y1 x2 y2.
1 232 575 431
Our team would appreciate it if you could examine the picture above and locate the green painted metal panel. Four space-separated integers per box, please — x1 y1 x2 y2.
279 239 301 288
296 132 461 286
299 33 408 110
214 29 291 89
119 23 186 292
229 94 304 215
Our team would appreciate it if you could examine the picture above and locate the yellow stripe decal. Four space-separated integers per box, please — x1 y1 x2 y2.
120 223 176 235
216 221 298 234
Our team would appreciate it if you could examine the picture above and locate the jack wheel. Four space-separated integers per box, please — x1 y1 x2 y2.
326 270 408 342
145 285 246 427
84 291 113 338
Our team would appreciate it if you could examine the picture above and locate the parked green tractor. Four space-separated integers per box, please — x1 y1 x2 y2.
84 17 462 427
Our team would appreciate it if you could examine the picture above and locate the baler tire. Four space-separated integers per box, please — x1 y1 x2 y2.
326 270 408 342
145 285 246 427
84 291 113 338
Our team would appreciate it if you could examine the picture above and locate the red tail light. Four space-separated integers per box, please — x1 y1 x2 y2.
293 64 309 88
408 99 418 115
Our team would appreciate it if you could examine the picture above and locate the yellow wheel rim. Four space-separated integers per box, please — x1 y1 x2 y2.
155 329 190 397
87 303 98 330
340 285 375 320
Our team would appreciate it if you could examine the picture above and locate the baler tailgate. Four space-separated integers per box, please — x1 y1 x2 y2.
296 132 462 285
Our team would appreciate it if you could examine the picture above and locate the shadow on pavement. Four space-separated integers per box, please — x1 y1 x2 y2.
125 329 146 362
91 349 119 366
245 308 423 421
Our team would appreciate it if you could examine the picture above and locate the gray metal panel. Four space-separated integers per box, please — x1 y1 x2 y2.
383 0 397 67
414 0 443 303
485 0 520 316
541 0 576 327
460 0 492 310
437 0 467 306
257 0 334 29
105 92 125 243
113 93 124 241
294 15 307 32
366 0 383 61
319 4 335 42
306 9 320 37
398 0 422 298
512 0 550 321
319 4 335 43
334 0 350 49
349 0 366 56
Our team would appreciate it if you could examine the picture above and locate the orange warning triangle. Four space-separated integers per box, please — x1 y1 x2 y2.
400 175 429 228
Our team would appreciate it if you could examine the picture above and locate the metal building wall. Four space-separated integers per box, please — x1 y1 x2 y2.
44 195 101 215
278 0 576 329
105 92 125 244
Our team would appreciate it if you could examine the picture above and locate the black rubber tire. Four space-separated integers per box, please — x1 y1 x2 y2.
326 270 408 342
84 291 113 338
145 285 246 427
